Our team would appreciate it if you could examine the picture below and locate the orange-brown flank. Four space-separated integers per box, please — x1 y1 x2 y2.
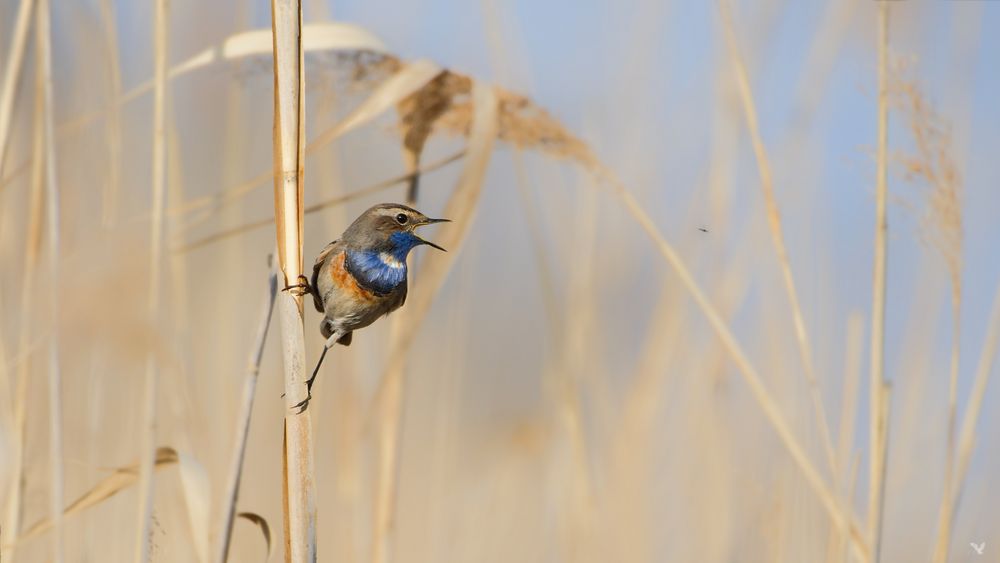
329 251 380 303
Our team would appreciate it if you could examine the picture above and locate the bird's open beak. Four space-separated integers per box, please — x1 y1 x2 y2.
415 218 450 251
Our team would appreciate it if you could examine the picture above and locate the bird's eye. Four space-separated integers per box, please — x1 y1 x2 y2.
395 213 408 225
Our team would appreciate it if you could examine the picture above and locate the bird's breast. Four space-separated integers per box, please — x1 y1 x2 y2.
328 251 383 304
341 249 408 296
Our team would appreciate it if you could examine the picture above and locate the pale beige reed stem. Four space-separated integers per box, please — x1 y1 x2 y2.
98 0 123 227
370 155 420 563
719 0 838 479
215 265 279 563
0 0 35 176
868 4 890 562
269 1 316 560
932 280 1000 562
3 10 45 559
37 0 63 560
134 0 169 561
594 165 869 560
370 82 498 563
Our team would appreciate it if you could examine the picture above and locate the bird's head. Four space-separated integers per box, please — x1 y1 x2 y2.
343 203 450 256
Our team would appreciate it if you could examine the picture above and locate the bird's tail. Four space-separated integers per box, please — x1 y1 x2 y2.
320 320 352 346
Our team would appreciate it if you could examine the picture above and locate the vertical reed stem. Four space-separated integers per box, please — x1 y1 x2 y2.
4 13 46 560
98 0 123 227
215 263 279 563
269 1 316 560
868 3 890 561
719 0 839 480
37 0 63 560
135 0 169 560
371 150 419 563
0 0 35 176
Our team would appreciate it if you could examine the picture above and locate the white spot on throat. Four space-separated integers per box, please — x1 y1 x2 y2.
379 252 406 269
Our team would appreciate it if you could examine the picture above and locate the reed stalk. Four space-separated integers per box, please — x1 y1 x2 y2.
837 313 865 483
0 0 35 176
175 151 464 253
594 164 869 559
950 282 1000 519
719 0 838 479
269 1 316 560
371 162 420 563
3 12 46 560
931 280 1000 562
98 0 123 227
370 81 498 563
37 0 63 559
868 4 890 561
134 0 169 560
215 264 278 563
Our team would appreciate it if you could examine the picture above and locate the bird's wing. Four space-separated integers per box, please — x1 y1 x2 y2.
310 240 341 313
390 279 407 312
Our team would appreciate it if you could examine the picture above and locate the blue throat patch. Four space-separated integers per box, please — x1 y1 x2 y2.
345 232 421 295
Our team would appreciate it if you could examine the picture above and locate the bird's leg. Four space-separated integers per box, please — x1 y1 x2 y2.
292 330 343 413
282 274 313 297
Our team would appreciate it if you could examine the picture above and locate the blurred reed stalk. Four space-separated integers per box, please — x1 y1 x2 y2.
592 163 868 558
269 1 317 560
868 4 891 562
827 312 864 563
3 2 44 557
719 0 838 478
932 281 1000 562
370 81 498 563
135 0 170 560
98 0 123 227
215 264 278 563
369 79 440 563
0 0 35 177
890 62 966 563
36 0 64 560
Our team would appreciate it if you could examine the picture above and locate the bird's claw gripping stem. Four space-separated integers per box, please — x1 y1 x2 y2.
282 274 312 297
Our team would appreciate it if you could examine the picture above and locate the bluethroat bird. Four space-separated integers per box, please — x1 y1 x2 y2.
285 203 449 408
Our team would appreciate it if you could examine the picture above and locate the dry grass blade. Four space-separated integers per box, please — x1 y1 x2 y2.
237 512 274 562
170 60 436 222
215 264 279 563
3 27 48 562
12 448 179 546
174 150 464 253
309 59 441 152
369 81 498 563
869 4 891 561
177 451 212 563
173 59 590 227
593 164 869 559
0 0 35 176
37 0 64 560
719 0 838 479
370 81 497 407
932 280 1000 563
98 0 123 227
0 159 30 194
837 313 864 478
953 282 1000 504
887 63 965 563
55 22 390 141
